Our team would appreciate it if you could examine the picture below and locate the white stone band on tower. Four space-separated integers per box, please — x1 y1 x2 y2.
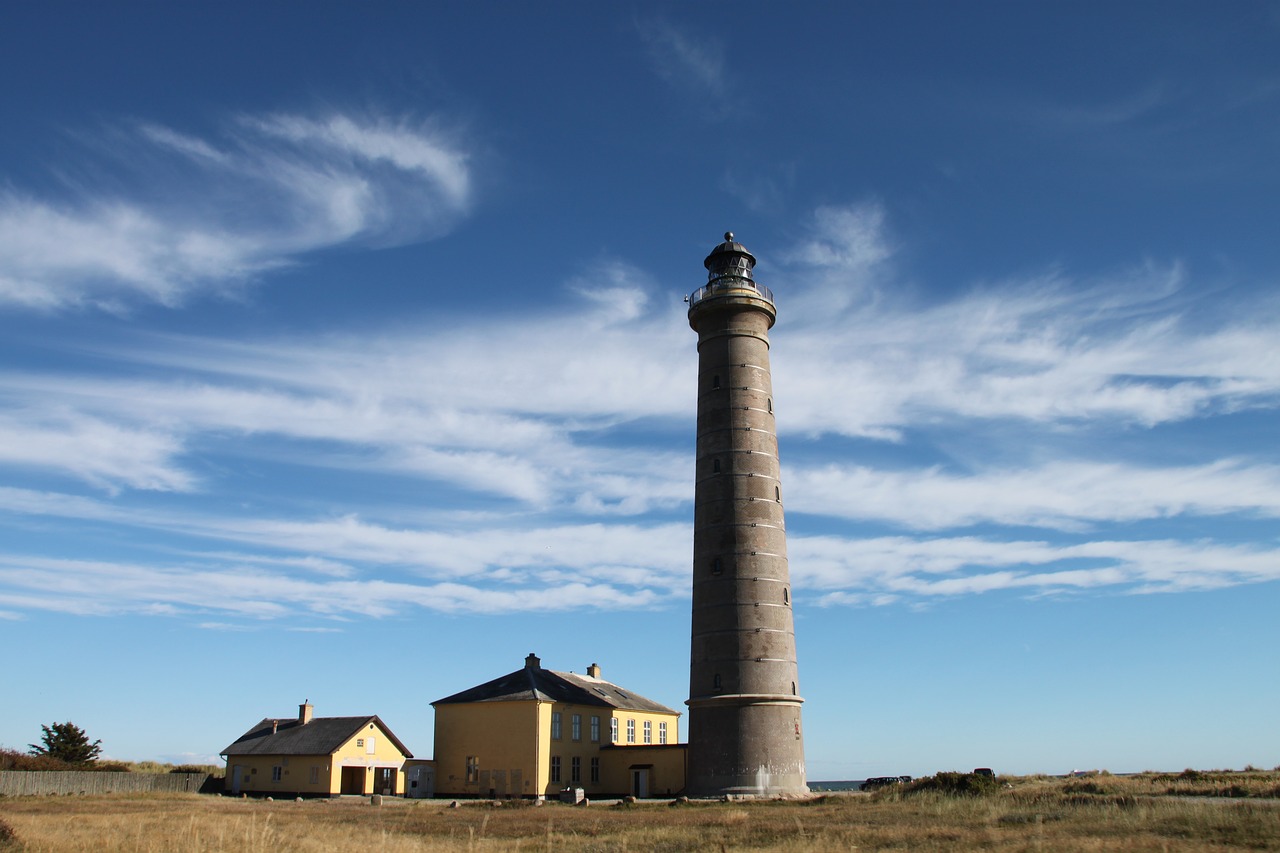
686 232 807 797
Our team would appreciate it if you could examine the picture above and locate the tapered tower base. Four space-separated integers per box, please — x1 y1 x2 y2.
687 699 808 797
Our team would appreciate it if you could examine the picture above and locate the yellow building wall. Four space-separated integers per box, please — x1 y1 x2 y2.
598 744 688 798
545 705 682 798
434 700 543 798
226 754 336 796
326 721 409 796
434 700 683 799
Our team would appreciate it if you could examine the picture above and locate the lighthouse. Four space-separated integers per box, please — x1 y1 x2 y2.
686 232 807 797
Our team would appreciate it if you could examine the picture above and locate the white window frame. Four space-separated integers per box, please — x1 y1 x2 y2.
643 720 652 744
626 718 635 744
571 714 581 742
590 715 600 743
659 721 668 744
551 711 562 740
610 717 619 743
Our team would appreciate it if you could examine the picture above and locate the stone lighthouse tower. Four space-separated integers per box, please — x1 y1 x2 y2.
686 232 807 797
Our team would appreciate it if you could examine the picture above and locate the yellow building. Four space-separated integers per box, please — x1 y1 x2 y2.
221 702 412 797
433 653 685 800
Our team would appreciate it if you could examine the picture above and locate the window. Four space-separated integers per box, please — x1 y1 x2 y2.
712 557 723 576
310 766 321 785
271 766 282 782
610 718 619 743
714 673 722 690
712 375 720 389
466 756 479 783
590 716 600 743
712 458 721 473
784 587 789 605
590 757 600 784
768 398 773 413
551 711 562 740
643 720 652 744
626 719 636 744
775 485 781 501
366 736 376 754
356 738 364 748
659 721 668 744
571 714 581 742
550 756 561 783
571 756 581 783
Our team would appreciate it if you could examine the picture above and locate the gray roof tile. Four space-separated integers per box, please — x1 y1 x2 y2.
432 666 678 716
221 715 412 758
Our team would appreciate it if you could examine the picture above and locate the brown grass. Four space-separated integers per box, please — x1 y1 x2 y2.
1 772 1278 852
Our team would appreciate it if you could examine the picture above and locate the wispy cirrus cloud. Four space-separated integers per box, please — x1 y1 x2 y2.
0 553 668 619
794 535 1280 604
0 111 474 312
637 19 728 102
787 459 1280 531
2 202 1279 621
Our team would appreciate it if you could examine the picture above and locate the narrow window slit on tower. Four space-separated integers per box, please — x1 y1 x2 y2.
712 375 720 389
712 459 721 473
711 557 723 576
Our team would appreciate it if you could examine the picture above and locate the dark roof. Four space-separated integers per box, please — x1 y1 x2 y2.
432 666 679 716
221 715 412 758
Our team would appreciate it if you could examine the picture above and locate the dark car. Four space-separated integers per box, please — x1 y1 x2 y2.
859 776 904 791
973 768 995 778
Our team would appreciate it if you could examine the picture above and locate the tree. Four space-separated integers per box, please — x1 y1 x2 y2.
28 721 101 765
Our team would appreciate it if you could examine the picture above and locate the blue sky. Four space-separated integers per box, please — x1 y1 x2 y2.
2 2 1278 780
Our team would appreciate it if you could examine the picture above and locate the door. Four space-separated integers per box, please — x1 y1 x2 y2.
340 766 365 795
374 767 396 796
631 768 649 798
231 765 243 795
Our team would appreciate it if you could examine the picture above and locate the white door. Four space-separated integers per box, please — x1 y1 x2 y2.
631 768 649 798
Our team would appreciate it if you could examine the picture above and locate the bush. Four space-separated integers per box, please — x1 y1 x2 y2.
0 747 74 771
0 816 18 850
905 771 1001 797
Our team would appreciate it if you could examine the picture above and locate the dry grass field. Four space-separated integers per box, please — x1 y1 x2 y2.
1 771 1278 852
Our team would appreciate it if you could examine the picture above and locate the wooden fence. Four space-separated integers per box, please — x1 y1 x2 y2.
0 771 219 796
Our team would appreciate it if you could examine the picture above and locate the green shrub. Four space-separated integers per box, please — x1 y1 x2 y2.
904 771 1001 797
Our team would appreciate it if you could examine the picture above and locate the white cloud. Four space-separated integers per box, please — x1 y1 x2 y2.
788 459 1280 531
0 549 677 619
637 19 728 100
0 111 474 311
792 534 1280 603
0 412 191 493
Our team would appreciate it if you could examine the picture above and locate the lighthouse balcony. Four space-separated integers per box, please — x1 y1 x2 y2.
688 278 775 308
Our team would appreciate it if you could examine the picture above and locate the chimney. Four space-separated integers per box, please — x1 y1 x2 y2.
299 700 314 725
272 720 278 734
525 652 541 669
587 662 601 679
